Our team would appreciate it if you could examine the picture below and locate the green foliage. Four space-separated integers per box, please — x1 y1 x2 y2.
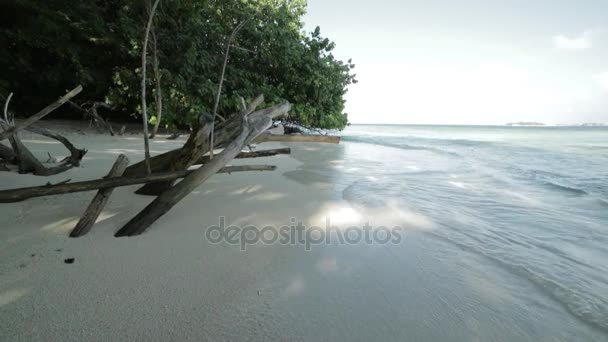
0 0 356 130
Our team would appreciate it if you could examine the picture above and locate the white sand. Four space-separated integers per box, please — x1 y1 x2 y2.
0 129 407 341
4 128 600 341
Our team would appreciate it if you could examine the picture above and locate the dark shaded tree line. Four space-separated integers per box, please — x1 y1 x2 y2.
0 0 356 130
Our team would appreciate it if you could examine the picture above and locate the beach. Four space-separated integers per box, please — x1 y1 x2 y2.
1 124 607 341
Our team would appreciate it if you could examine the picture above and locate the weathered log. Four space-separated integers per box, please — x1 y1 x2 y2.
0 165 276 203
70 154 129 238
0 86 83 141
196 147 291 164
114 101 290 237
254 134 340 144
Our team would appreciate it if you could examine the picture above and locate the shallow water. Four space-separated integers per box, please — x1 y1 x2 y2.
337 125 608 339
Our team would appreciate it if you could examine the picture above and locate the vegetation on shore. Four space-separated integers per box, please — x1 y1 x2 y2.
0 0 357 130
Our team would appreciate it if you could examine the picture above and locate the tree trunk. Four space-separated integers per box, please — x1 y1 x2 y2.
150 27 162 139
140 0 161 174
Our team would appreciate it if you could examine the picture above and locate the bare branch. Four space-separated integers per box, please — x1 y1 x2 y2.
140 0 162 174
0 85 82 141
3 92 13 124
209 20 248 160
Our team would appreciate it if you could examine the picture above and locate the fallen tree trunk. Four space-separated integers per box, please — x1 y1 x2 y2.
70 154 129 238
254 134 340 144
115 100 291 237
196 147 290 164
0 165 276 203
0 86 82 141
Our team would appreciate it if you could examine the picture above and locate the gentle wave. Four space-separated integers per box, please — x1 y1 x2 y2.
428 231 608 332
541 181 589 196
341 135 462 156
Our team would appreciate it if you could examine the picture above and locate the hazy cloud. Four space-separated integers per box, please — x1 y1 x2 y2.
552 29 605 50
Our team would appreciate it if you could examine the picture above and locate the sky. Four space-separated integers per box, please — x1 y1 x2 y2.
303 0 608 125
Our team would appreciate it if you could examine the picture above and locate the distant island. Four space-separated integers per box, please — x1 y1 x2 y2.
506 122 546 126
580 123 607 127
505 122 607 127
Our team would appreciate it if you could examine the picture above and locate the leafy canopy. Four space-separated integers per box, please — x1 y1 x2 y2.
0 0 356 130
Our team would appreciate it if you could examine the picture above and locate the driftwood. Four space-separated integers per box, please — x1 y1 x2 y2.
129 95 272 196
0 86 86 175
254 134 340 144
25 126 87 166
123 94 267 176
197 147 291 164
70 154 130 238
114 98 290 237
6 131 86 176
0 165 276 203
68 101 115 135
0 86 82 141
167 132 181 140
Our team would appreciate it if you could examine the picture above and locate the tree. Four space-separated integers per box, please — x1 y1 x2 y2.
0 0 357 130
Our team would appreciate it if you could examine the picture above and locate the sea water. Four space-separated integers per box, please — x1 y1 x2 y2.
336 125 608 340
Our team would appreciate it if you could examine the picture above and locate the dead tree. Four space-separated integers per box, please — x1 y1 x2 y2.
0 86 87 175
114 98 290 237
0 86 82 141
127 95 267 196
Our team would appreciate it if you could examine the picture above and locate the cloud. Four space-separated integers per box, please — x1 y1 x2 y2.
552 29 605 50
593 72 608 91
